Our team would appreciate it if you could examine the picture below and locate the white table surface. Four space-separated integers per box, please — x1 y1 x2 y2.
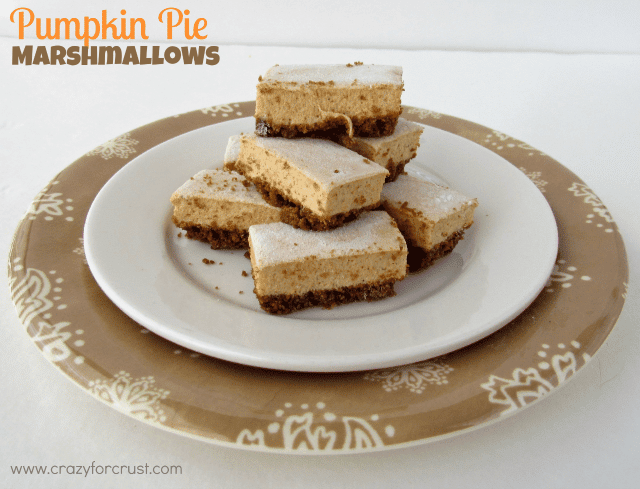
1 40 639 488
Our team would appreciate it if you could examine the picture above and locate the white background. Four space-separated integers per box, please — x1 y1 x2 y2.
3 1 640 53
1 1 639 488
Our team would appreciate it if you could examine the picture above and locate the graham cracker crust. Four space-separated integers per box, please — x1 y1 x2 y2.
173 217 248 249
255 279 398 315
255 113 400 139
280 203 380 231
407 229 466 273
385 161 409 182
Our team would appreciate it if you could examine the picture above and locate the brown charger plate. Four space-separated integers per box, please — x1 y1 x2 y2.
8 102 628 453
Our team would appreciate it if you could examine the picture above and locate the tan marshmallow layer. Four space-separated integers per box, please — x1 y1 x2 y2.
170 169 282 248
249 211 407 297
255 63 403 138
339 118 424 181
224 134 388 222
381 174 478 251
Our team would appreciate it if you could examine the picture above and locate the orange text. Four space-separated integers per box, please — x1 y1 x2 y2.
10 7 208 46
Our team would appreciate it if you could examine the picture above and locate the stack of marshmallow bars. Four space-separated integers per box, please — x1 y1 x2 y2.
170 63 478 314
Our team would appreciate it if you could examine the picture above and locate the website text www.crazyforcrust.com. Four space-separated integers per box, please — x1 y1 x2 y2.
10 462 182 477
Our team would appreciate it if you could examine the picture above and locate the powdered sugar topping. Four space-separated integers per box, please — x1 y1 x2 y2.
381 174 477 219
250 211 406 267
224 135 241 164
172 169 273 206
242 134 388 188
262 64 403 87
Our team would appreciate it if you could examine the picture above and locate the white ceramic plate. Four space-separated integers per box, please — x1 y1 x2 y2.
84 117 558 372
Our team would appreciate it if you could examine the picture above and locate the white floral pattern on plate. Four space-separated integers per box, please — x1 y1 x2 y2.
236 402 395 451
568 182 616 233
519 167 548 192
201 103 244 118
72 237 87 264
481 341 591 415
545 260 592 293
26 181 75 222
484 130 548 157
363 361 453 394
405 107 442 119
9 260 85 364
86 132 139 160
89 371 170 424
